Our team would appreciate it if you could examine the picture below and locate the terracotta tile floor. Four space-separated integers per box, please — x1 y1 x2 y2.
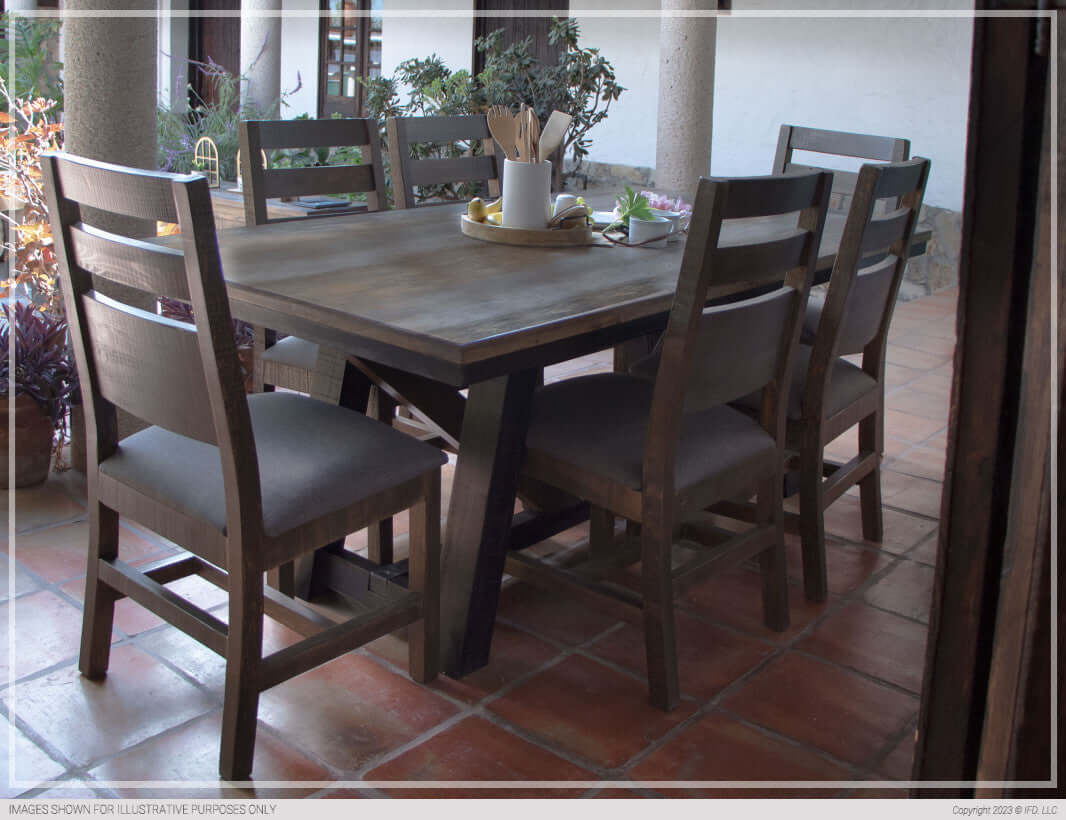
0 288 957 798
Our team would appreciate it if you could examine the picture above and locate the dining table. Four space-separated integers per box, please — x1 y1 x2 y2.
172 201 931 678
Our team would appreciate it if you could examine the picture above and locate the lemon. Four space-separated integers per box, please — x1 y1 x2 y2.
486 212 503 226
467 198 486 222
484 197 503 215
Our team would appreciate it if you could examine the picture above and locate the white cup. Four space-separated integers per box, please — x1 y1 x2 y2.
502 159 552 229
629 215 671 248
650 208 682 241
553 193 578 216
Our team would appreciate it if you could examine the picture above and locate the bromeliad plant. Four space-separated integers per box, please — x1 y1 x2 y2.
0 302 78 446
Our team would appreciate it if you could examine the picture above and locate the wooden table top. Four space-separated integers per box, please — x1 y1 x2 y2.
179 203 928 386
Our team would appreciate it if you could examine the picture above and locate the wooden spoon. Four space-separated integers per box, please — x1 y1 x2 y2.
538 110 572 160
527 109 541 164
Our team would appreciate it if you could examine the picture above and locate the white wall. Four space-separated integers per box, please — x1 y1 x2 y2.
157 0 190 112
380 0 474 81
280 0 319 116
709 0 973 209
574 0 973 209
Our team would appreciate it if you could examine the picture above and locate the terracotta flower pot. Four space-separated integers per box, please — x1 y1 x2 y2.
0 394 55 488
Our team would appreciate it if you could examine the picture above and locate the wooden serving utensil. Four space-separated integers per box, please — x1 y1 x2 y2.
527 108 541 164
537 110 572 160
487 105 516 159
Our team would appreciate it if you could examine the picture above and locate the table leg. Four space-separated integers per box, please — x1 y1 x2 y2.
440 369 539 677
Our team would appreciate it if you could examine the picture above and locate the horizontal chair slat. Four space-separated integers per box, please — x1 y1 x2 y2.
405 155 497 188
82 291 217 445
722 172 825 219
715 229 810 286
70 223 190 301
398 114 490 144
252 118 374 150
789 126 907 161
261 165 376 199
860 208 912 256
56 158 179 223
873 157 928 201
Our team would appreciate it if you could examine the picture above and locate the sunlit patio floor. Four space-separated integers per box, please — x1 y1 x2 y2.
0 287 958 798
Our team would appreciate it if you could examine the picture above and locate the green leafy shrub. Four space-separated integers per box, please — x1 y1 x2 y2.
0 13 63 110
158 58 300 181
360 17 624 198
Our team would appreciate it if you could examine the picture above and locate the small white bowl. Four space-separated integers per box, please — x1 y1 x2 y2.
629 215 671 248
649 208 683 240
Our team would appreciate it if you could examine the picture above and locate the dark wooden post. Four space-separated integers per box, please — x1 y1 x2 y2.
912 1 1056 793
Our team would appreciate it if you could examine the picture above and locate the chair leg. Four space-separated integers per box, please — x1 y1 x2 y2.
79 501 120 680
640 518 680 711
219 566 264 781
797 437 829 602
756 475 790 632
407 470 440 684
858 410 884 543
589 506 615 561
368 386 396 565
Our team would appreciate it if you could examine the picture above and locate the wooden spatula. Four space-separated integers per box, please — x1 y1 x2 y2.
538 110 572 160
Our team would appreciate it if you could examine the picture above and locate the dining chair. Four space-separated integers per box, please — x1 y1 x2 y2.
385 114 503 209
43 151 446 780
239 117 412 570
509 170 832 711
238 118 387 396
743 158 931 602
773 124 910 207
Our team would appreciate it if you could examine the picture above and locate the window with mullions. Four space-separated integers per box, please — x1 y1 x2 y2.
319 0 382 117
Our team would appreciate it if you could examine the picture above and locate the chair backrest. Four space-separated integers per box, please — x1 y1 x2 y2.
645 170 832 492
805 158 931 412
386 115 503 209
773 124 910 204
41 151 264 539
239 118 387 226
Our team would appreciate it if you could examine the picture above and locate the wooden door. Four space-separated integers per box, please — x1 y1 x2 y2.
189 0 241 109
318 0 382 117
473 0 570 75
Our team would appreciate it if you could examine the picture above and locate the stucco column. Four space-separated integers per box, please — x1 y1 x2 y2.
240 0 282 117
654 0 717 197
63 0 158 460
63 0 157 229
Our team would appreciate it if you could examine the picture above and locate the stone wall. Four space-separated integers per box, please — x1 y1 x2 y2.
567 159 962 300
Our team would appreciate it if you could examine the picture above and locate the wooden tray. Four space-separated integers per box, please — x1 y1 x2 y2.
460 214 600 247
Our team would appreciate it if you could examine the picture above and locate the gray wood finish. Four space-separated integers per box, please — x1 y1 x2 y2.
386 115 503 210
790 158 930 602
153 196 931 678
43 151 442 781
773 124 911 201
512 171 832 709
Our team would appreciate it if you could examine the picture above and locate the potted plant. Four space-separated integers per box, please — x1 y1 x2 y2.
0 303 77 488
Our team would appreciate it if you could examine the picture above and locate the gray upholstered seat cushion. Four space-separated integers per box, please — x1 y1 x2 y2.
261 335 319 370
526 373 776 492
99 392 446 537
735 344 878 421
